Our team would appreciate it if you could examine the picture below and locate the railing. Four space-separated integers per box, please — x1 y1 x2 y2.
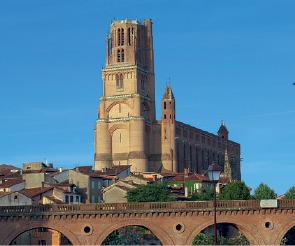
0 200 294 216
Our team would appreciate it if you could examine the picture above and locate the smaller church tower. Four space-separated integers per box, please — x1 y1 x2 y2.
161 85 177 172
218 120 229 140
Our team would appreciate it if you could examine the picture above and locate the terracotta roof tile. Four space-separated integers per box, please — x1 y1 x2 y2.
0 192 11 198
0 179 24 189
19 187 53 198
78 165 130 178
169 173 209 182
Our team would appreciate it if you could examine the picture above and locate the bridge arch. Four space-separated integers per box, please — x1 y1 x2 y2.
95 218 174 245
3 220 81 245
275 220 295 245
186 216 264 245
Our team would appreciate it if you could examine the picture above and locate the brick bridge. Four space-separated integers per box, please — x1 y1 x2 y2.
0 200 295 245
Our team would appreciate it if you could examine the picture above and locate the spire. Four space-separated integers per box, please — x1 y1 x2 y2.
223 148 232 181
162 85 174 100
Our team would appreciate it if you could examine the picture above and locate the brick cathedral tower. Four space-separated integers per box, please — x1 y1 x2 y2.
94 18 241 180
94 19 155 172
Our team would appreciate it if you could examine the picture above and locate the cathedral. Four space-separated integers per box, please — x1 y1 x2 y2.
94 19 241 180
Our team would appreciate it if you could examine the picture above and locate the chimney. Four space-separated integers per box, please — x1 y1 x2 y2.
48 163 53 168
59 167 63 172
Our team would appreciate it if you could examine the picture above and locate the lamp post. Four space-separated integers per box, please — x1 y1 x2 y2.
208 162 221 245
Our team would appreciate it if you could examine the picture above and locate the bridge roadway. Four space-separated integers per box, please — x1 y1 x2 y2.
0 200 295 245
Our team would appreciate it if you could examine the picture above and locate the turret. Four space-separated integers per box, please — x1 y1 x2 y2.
218 120 229 140
161 85 177 172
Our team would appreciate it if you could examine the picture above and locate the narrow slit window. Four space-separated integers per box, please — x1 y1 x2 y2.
121 49 124 62
117 49 121 62
117 29 121 46
121 28 124 45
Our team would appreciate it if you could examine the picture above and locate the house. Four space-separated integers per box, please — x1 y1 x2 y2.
19 187 53 205
22 162 58 174
102 180 138 203
167 169 211 198
0 164 21 183
123 173 155 185
0 191 31 205
44 182 82 204
0 179 25 192
22 172 57 188
68 165 131 203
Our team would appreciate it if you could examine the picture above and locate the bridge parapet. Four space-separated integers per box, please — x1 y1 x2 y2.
1 200 293 217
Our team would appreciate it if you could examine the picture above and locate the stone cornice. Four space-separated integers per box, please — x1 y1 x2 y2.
102 65 148 74
100 93 151 102
97 116 152 124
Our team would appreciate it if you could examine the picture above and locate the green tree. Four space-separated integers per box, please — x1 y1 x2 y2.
192 232 214 245
284 186 295 199
219 181 250 200
126 182 174 202
102 226 146 245
190 186 214 201
252 183 276 200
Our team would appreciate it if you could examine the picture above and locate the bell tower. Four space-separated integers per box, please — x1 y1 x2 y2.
94 19 155 172
161 85 177 172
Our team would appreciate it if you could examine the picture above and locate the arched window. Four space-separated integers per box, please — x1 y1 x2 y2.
121 49 124 62
116 74 124 89
117 29 121 46
121 28 124 45
128 27 131 45
164 102 166 109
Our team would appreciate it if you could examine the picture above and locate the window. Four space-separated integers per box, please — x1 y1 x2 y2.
107 33 112 56
76 196 79 203
116 74 124 88
70 196 73 203
117 49 121 62
117 29 121 46
164 102 166 109
121 28 124 45
121 49 124 62
91 195 95 203
38 240 46 245
65 195 69 203
97 182 101 189
38 227 47 232
91 180 95 189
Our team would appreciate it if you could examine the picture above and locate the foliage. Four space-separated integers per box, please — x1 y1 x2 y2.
192 232 214 245
192 232 249 245
284 186 295 199
126 182 174 202
252 183 276 200
219 181 250 200
190 186 214 201
219 234 249 245
102 226 146 245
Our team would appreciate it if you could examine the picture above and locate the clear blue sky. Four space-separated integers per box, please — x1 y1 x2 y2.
1 0 294 195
